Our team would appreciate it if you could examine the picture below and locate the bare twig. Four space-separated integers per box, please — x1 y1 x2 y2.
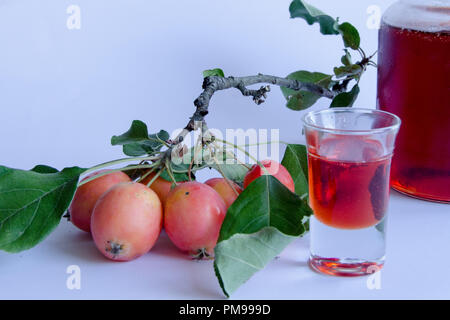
168 74 336 148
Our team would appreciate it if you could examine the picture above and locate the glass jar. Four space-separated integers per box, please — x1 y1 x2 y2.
377 0 450 202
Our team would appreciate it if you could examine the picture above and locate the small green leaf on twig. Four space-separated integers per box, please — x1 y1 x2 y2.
337 22 361 50
333 64 362 79
111 120 149 145
111 120 169 156
203 68 225 78
330 84 360 108
159 167 193 183
341 49 352 66
289 1 360 52
281 71 334 110
209 150 249 184
289 0 339 35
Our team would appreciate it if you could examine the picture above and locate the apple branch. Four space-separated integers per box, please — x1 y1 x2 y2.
169 74 336 148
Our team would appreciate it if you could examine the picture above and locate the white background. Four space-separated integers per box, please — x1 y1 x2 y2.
0 0 449 299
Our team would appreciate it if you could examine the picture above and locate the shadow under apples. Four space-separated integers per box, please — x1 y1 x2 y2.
54 223 225 298
49 224 106 263
148 230 189 259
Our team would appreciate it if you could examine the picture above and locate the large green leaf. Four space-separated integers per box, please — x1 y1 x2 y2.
111 120 169 156
0 166 85 252
218 175 311 242
289 0 339 35
281 71 333 111
214 175 312 296
281 144 309 197
214 227 297 297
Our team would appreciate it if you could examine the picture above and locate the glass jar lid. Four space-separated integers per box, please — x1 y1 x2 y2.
383 0 450 32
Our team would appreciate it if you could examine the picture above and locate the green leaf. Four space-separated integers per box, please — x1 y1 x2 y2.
338 22 360 50
333 64 362 79
341 49 352 66
30 165 59 174
281 71 333 111
214 175 312 296
212 163 249 184
123 130 169 157
289 0 339 35
219 175 311 242
289 1 361 52
149 130 170 144
210 150 249 184
159 167 192 183
122 143 154 157
111 120 169 156
111 120 149 145
285 94 315 111
0 166 85 252
203 68 225 78
281 144 309 197
214 227 296 297
330 84 360 108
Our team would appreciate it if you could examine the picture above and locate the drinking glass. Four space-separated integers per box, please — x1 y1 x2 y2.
302 108 401 276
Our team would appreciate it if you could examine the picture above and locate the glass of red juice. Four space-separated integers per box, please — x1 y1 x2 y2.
303 108 401 276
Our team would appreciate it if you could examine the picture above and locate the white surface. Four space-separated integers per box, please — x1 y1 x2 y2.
1 0 449 300
0 190 448 299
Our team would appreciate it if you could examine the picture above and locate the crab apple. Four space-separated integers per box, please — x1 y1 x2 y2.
69 170 131 232
243 159 295 193
205 178 243 208
164 181 227 258
91 182 163 261
141 173 180 206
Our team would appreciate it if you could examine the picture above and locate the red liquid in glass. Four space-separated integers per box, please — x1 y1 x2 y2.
308 137 391 230
377 23 450 202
